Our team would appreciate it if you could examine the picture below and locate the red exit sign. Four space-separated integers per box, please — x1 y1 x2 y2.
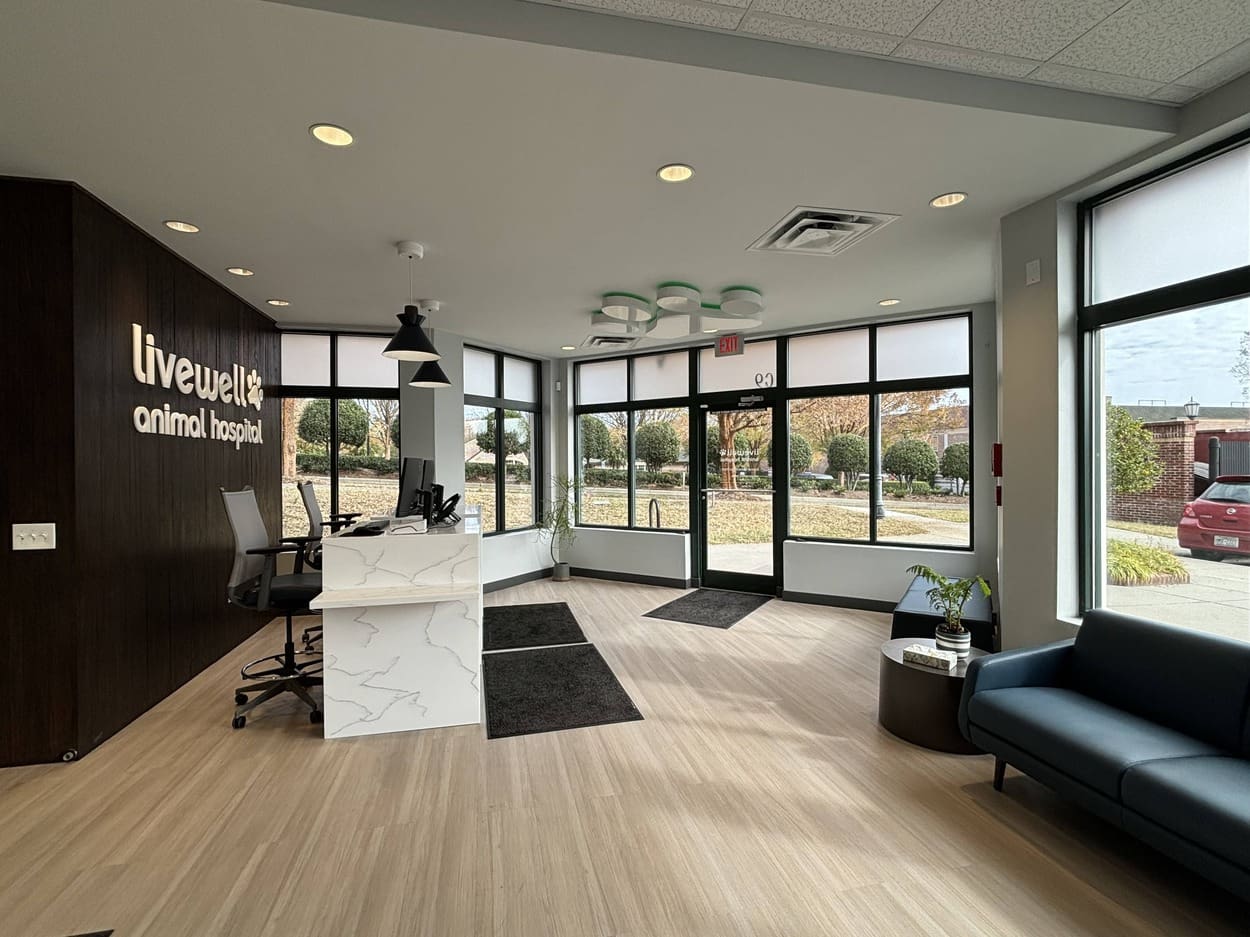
715 333 744 357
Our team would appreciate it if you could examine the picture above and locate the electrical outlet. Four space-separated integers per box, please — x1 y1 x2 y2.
1025 259 1041 285
12 523 56 551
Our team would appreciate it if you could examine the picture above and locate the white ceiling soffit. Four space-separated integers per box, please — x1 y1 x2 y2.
0 0 1173 357
266 0 1177 131
515 0 1250 108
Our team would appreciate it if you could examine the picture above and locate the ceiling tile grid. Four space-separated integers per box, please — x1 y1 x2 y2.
530 0 1250 105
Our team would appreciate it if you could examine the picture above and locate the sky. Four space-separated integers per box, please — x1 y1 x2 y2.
1104 299 1249 409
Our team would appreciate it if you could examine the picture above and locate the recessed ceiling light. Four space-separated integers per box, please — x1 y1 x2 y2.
657 163 695 183
266 299 291 307
310 123 354 146
878 298 901 306
561 345 577 351
929 192 967 208
164 220 199 233
226 267 255 277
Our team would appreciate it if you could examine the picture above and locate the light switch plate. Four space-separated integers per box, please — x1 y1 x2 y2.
1025 259 1041 285
12 523 56 551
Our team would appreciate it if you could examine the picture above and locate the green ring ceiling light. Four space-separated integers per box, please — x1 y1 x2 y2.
655 282 702 313
601 292 656 323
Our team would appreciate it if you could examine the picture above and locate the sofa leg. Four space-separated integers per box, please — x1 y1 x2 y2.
993 757 1006 792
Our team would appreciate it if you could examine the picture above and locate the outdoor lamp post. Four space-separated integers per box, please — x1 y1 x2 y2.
1184 397 1200 420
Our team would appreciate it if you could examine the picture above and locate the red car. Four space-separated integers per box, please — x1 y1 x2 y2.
1177 475 1250 561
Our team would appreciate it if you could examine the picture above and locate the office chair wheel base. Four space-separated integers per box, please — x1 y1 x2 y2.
309 709 323 725
231 715 246 730
234 692 249 705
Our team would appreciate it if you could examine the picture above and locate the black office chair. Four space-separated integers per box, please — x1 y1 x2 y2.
221 487 324 729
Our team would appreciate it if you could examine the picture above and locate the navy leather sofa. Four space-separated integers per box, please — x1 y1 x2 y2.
959 609 1250 902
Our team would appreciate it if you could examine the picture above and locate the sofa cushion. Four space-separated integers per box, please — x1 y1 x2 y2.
1069 610 1250 754
1122 756 1250 872
967 687 1222 799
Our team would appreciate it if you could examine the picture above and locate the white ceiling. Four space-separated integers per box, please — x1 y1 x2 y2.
0 0 1174 357
524 0 1250 106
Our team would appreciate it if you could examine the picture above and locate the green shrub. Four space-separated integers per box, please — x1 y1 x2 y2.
940 442 971 495
583 468 629 488
295 453 398 476
738 475 772 490
635 421 681 471
1107 539 1189 586
637 470 684 488
827 433 868 488
465 462 495 481
296 453 329 474
883 438 938 492
766 433 814 475
910 481 933 496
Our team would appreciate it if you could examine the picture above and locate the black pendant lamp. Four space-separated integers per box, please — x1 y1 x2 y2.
382 304 440 361
406 298 452 388
383 241 441 362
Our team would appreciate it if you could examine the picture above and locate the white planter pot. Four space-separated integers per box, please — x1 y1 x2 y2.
552 562 571 582
935 627 972 658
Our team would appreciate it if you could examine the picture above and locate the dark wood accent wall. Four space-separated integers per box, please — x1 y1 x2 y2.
0 180 80 767
0 179 280 767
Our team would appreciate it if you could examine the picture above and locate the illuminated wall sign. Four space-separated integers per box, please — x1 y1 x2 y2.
129 323 265 448
715 333 744 357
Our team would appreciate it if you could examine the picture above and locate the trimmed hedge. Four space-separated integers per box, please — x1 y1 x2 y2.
296 453 400 475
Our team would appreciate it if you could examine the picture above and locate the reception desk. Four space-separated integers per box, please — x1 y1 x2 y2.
310 513 483 740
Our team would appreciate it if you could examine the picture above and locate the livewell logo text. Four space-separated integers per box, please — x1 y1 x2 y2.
129 323 265 449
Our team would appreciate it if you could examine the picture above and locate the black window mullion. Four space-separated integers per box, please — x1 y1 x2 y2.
329 336 340 517
867 326 879 543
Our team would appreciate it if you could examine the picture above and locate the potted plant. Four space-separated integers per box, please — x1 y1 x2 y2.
541 475 580 582
905 565 991 658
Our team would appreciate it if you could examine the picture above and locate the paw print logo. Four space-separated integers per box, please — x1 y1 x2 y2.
245 370 264 410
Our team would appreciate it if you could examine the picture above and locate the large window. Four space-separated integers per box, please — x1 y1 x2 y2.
574 353 692 530
276 333 399 536
1081 133 1250 643
785 317 973 548
463 346 542 534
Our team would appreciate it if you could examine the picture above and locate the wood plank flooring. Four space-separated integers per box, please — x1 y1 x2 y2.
0 578 1245 936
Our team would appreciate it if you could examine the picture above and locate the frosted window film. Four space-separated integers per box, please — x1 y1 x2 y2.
577 359 628 405
699 341 777 393
788 329 868 387
336 335 396 388
280 333 330 386
464 347 497 398
1092 145 1250 303
876 318 968 381
503 356 538 403
632 352 689 399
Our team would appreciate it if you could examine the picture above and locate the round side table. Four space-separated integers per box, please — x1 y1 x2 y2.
877 638 987 755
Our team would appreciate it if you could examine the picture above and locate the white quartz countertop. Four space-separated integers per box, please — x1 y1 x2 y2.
310 583 480 610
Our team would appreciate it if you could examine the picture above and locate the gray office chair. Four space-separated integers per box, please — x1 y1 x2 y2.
295 480 360 650
221 487 324 729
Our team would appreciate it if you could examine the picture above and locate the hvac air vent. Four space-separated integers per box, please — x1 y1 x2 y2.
583 335 642 350
749 206 899 257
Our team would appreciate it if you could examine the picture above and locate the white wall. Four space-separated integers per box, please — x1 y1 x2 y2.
482 529 552 584
567 527 691 583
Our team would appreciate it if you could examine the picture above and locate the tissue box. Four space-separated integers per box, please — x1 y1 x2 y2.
902 644 957 671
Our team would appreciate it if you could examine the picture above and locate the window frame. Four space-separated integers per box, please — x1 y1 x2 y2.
272 329 400 519
463 344 544 536
570 311 975 552
1077 129 1250 613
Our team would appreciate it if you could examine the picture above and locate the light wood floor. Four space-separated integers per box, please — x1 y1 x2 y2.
1 578 1245 936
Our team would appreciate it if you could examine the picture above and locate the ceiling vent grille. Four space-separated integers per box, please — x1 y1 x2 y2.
582 334 642 350
749 206 899 257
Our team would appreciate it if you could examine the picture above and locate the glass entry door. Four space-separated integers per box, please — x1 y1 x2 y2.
699 404 776 594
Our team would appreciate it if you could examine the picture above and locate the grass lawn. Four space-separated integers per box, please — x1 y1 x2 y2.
896 506 971 524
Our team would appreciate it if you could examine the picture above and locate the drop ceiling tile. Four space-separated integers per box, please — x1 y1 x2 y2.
1150 83 1203 103
1050 0 1250 83
1029 63 1162 98
749 0 940 37
739 12 903 54
1174 37 1250 89
891 39 1039 78
912 0 1125 61
562 0 748 31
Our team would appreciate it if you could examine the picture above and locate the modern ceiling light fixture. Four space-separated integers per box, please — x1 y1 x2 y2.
929 191 967 208
878 298 901 306
656 163 694 183
600 292 654 323
383 241 441 362
164 220 199 233
408 301 451 388
310 123 354 147
561 345 577 352
266 299 290 307
226 267 255 277
719 286 764 318
655 282 702 313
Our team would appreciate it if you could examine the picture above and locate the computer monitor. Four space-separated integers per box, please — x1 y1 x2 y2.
395 457 434 518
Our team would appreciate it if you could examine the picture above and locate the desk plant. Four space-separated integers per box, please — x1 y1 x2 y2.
906 564 991 658
542 474 580 582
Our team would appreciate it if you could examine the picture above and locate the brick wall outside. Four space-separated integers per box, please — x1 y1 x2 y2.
1108 420 1196 527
